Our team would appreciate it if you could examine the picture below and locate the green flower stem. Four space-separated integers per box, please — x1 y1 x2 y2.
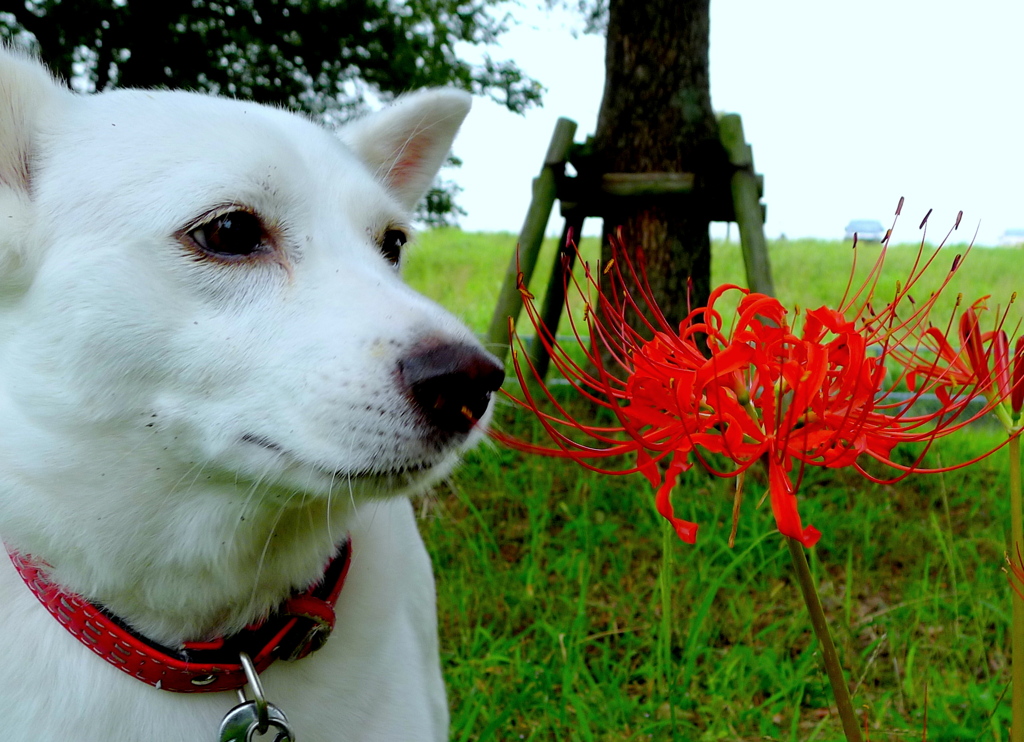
786 536 864 742
659 518 674 695
1010 433 1023 742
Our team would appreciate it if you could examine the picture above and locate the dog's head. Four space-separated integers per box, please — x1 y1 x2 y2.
0 50 502 519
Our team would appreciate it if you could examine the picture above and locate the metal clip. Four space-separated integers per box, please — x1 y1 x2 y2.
217 652 295 742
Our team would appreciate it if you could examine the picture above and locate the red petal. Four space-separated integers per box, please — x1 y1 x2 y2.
768 460 821 547
959 308 990 389
1014 335 1024 414
636 449 661 488
994 330 1011 401
654 461 699 544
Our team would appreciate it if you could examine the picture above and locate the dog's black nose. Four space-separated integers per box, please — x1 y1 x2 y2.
400 342 505 434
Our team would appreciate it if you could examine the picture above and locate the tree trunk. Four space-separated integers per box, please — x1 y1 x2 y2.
592 0 722 328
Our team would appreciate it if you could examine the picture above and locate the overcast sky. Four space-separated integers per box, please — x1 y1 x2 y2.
452 1 1024 246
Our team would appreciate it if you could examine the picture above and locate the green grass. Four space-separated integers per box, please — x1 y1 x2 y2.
404 231 1024 740
407 230 1024 337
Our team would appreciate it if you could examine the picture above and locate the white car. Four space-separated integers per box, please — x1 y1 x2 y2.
998 229 1024 247
844 219 886 242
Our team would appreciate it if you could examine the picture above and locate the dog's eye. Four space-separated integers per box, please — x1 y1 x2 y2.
380 229 407 266
189 211 266 258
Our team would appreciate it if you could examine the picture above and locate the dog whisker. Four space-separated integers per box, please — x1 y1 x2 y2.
249 485 300 608
325 468 339 545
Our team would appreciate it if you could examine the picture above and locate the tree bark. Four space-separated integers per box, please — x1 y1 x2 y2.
592 0 722 328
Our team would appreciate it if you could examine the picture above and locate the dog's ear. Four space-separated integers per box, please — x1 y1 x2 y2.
0 48 65 195
340 89 472 210
0 49 66 277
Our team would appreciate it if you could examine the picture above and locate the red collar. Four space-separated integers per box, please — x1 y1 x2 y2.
6 540 351 693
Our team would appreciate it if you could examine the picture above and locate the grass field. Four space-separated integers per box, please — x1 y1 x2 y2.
404 229 1024 741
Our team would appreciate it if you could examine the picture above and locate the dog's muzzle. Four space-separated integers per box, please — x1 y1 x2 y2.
399 342 505 434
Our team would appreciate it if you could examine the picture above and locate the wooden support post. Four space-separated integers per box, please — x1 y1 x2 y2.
529 211 585 380
600 172 695 198
486 118 578 360
490 112 773 380
718 114 774 297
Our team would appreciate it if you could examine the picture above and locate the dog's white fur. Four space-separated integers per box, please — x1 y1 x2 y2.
0 50 488 740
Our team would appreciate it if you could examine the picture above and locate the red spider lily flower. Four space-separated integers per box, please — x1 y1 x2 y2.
494 204 1007 548
904 299 1024 429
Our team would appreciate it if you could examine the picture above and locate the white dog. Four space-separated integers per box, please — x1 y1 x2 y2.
0 50 502 741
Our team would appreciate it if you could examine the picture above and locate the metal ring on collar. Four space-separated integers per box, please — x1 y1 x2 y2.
237 651 269 733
